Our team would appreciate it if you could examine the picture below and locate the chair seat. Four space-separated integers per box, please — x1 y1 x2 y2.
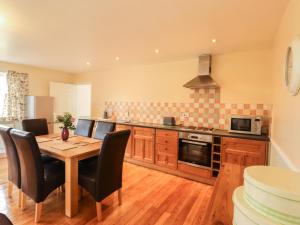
41 154 58 164
78 160 97 196
43 160 65 200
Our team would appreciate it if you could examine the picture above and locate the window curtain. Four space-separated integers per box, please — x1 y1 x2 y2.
3 70 29 121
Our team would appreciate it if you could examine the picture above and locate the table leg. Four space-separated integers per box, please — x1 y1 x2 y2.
65 157 78 217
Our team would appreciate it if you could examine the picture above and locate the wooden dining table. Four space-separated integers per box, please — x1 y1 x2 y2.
36 134 103 218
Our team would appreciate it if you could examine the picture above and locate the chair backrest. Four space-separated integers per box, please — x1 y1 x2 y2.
95 130 130 202
10 129 44 202
0 125 21 188
94 121 116 140
22 118 49 136
74 119 95 137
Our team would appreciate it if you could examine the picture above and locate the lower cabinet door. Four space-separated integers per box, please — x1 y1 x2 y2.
223 148 265 167
144 139 154 163
244 152 264 166
222 149 245 165
132 137 144 161
132 129 155 164
222 137 267 166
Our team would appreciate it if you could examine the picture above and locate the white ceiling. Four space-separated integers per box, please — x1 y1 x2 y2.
0 0 289 73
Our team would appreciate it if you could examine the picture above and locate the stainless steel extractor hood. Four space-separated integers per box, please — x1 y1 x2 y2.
183 54 219 89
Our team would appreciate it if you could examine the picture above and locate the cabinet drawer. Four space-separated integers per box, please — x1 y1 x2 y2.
156 129 178 146
156 136 178 146
156 143 177 154
178 163 211 178
116 124 132 131
222 137 266 153
156 152 177 169
133 127 155 136
156 129 178 138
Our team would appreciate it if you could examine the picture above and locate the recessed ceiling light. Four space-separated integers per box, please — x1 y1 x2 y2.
212 39 217 43
86 61 91 66
0 16 5 25
155 49 160 54
115 56 120 61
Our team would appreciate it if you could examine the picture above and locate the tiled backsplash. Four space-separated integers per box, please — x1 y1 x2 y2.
105 88 272 132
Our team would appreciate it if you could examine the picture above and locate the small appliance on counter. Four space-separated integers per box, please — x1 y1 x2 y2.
229 115 262 135
163 117 176 126
103 109 108 119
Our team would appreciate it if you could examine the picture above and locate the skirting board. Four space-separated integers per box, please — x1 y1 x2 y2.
270 138 300 172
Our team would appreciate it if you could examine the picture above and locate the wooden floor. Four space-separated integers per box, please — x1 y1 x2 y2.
0 158 213 225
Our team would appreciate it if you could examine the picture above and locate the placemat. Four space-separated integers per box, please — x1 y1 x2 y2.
50 143 77 151
81 138 100 144
37 137 52 143
48 134 61 139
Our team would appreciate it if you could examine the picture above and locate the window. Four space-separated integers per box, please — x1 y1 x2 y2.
0 72 8 117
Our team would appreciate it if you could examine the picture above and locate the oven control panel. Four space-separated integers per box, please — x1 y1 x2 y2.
179 132 212 143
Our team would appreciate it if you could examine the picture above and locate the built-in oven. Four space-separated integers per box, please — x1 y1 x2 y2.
178 132 212 169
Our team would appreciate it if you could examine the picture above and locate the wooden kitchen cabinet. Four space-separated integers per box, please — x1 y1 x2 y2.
222 137 267 166
115 124 133 158
155 129 178 169
132 127 155 163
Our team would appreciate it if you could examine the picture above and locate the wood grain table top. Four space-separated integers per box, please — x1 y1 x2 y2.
36 134 102 161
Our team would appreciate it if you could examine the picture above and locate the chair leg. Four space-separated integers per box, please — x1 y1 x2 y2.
35 202 42 223
21 192 27 210
96 202 102 222
118 189 122 206
8 181 13 197
18 189 22 208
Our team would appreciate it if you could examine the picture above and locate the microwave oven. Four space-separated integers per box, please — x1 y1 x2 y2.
229 115 262 135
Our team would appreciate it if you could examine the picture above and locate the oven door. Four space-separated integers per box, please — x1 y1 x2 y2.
178 139 212 168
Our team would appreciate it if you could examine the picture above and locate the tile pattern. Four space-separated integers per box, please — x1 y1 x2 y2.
105 88 272 132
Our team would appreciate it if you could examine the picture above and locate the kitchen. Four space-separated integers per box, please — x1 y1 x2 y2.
0 0 300 224
97 55 270 186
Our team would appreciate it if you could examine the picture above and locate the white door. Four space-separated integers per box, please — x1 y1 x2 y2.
75 84 91 118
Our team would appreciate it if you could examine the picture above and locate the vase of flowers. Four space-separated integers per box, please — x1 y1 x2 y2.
56 113 75 141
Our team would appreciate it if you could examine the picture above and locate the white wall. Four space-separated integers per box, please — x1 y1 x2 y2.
75 84 91 118
50 82 91 119
270 0 300 172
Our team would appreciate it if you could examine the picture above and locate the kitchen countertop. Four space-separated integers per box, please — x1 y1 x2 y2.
95 119 270 141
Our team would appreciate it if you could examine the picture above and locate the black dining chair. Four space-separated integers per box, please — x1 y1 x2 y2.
74 119 95 137
10 129 65 223
94 121 116 140
0 213 13 225
0 125 21 206
78 130 131 221
22 118 49 136
79 121 116 166
21 118 57 164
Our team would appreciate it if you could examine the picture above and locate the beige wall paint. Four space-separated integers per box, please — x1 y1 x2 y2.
270 0 300 171
75 49 273 117
76 59 196 116
0 61 74 96
212 49 272 104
